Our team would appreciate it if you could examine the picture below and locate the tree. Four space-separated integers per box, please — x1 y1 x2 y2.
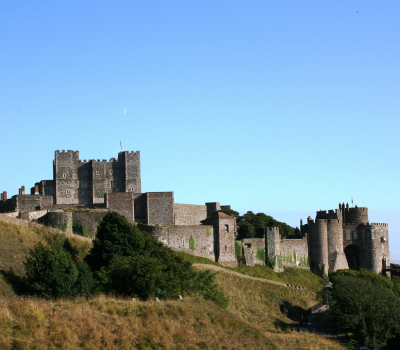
86 212 229 306
236 211 295 239
85 212 146 271
328 270 400 348
24 242 92 298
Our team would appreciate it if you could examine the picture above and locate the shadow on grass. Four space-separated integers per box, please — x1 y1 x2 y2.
280 301 307 322
0 268 30 295
273 301 308 331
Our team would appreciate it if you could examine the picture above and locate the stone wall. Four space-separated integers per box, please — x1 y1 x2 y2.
242 238 266 266
15 195 42 212
140 224 215 261
105 192 135 222
169 225 215 260
279 236 309 268
72 210 109 238
147 192 174 225
173 203 207 225
134 193 147 223
42 211 73 233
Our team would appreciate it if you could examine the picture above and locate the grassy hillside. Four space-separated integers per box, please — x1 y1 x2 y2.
0 219 344 349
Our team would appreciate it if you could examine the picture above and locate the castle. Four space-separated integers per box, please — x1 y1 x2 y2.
0 150 391 274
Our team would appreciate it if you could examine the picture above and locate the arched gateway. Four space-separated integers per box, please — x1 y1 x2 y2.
344 244 361 270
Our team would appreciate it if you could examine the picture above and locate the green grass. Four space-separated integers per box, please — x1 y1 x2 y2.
175 251 222 266
176 251 326 291
230 264 326 291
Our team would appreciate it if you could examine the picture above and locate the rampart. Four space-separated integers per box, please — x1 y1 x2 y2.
140 224 215 261
242 238 266 266
173 203 207 225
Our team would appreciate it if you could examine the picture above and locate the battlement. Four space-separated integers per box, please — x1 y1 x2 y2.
347 206 367 211
55 150 79 156
119 151 140 156
371 223 388 226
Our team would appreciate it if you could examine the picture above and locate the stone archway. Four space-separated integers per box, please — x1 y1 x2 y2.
344 244 361 270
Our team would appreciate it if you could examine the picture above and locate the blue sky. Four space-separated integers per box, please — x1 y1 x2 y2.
1 1 400 260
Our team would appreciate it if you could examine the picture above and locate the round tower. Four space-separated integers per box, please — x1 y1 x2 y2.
327 219 348 272
308 219 329 275
344 207 368 225
365 224 390 274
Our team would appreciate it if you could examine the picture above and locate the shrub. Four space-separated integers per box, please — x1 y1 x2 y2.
24 242 92 298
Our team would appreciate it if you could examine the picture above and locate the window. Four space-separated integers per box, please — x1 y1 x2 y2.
63 173 66 178
66 190 70 194
110 181 116 189
345 231 351 241
96 171 99 175
352 231 358 240
224 224 229 232
371 229 375 239
110 170 113 175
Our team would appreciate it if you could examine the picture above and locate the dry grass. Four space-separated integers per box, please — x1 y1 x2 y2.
0 294 344 349
0 219 345 349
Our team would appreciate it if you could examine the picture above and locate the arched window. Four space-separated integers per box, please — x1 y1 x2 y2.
224 224 229 232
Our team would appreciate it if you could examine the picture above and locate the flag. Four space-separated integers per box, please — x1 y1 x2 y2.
120 140 122 150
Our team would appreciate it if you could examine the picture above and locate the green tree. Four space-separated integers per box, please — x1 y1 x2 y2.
85 212 146 271
329 270 400 348
24 242 93 298
237 211 295 239
87 212 229 306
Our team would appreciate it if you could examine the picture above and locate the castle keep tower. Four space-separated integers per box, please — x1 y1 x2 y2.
54 150 141 206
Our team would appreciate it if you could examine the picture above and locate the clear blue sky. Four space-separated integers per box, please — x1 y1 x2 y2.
1 1 399 260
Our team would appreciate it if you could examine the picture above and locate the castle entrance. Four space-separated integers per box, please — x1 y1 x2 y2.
344 244 360 270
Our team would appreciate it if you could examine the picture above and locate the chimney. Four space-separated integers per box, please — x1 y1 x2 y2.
35 184 39 195
1 192 3 201
3 191 7 201
19 187 22 195
21 186 25 195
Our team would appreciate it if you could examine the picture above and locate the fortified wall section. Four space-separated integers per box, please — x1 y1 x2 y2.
105 192 136 222
140 224 215 261
242 238 266 266
173 204 207 225
147 192 174 225
71 210 109 238
265 227 309 269
204 212 237 267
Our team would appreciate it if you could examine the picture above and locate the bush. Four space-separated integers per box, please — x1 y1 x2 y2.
24 241 93 298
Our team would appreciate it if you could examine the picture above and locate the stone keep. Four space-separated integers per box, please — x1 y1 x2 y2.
54 150 141 205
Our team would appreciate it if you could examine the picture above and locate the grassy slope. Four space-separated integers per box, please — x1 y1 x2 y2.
0 220 344 349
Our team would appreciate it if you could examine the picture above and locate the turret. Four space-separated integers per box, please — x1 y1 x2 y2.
54 150 80 204
307 219 329 275
118 151 141 193
327 219 348 271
